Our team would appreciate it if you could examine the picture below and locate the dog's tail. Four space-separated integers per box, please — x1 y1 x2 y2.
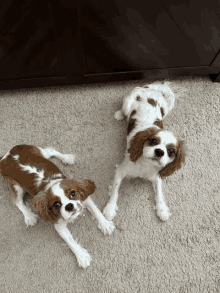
146 82 176 114
149 81 186 114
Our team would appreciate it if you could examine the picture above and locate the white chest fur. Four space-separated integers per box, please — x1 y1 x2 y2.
124 155 160 181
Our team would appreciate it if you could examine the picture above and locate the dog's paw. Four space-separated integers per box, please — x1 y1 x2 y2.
156 204 171 221
61 154 75 165
114 110 124 121
24 212 39 227
98 218 115 235
76 248 92 268
103 203 117 221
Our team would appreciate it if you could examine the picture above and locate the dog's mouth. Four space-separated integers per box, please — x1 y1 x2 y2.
143 156 159 162
151 157 164 167
73 209 81 215
151 157 159 161
68 208 83 222
73 203 83 214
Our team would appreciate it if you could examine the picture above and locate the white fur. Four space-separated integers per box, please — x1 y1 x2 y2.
19 163 45 188
38 147 75 165
103 82 182 222
14 184 39 227
13 154 19 161
0 151 10 161
54 218 92 268
54 196 115 268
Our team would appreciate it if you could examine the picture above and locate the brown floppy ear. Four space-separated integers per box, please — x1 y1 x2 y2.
78 180 96 201
33 191 59 222
159 140 186 178
128 128 158 162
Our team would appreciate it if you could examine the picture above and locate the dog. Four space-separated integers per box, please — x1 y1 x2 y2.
0 145 115 268
103 82 186 222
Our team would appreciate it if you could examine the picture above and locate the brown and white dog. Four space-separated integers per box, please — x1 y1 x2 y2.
0 145 115 268
103 82 186 222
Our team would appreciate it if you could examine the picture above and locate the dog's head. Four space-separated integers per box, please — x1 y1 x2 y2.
33 179 96 222
128 127 186 177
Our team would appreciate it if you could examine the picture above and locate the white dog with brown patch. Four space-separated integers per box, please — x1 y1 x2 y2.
0 145 115 268
103 81 186 222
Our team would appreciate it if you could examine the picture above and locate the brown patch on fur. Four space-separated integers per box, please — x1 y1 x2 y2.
128 128 159 162
159 141 185 178
136 95 141 101
2 176 23 198
33 189 61 222
127 110 136 135
160 107 165 117
60 179 96 201
153 120 163 129
148 98 157 107
79 179 96 200
0 145 65 195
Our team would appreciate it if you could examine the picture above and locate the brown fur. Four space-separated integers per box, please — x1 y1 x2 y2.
60 179 96 201
160 107 165 117
128 128 159 162
79 179 96 200
33 189 61 222
0 145 65 195
148 98 157 107
153 120 163 129
127 110 136 135
158 141 185 178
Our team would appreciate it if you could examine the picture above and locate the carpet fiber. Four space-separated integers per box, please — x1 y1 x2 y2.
0 76 220 293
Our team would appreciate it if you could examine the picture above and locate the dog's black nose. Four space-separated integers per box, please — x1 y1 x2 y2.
155 149 164 157
65 203 74 212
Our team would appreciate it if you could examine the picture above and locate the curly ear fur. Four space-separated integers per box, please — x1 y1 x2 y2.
33 191 60 222
128 128 158 162
78 180 96 201
158 140 186 178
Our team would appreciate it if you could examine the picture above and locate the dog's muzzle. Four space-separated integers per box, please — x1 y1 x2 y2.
155 149 164 158
65 202 82 214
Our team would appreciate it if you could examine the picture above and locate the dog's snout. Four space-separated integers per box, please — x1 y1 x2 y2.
155 149 164 158
65 203 74 212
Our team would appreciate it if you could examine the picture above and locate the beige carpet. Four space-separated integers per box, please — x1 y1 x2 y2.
0 76 220 293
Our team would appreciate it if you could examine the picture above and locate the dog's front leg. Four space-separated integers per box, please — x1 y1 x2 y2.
151 176 171 221
54 219 91 268
83 197 115 235
103 163 126 221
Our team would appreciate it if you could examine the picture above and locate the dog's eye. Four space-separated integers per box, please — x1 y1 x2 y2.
148 138 158 146
69 190 76 199
53 202 61 209
168 148 175 157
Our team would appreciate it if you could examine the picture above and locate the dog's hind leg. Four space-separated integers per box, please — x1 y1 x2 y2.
38 147 75 165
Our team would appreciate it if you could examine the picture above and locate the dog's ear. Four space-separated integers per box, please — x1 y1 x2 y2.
128 128 158 162
33 191 60 222
159 140 186 178
78 180 96 201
